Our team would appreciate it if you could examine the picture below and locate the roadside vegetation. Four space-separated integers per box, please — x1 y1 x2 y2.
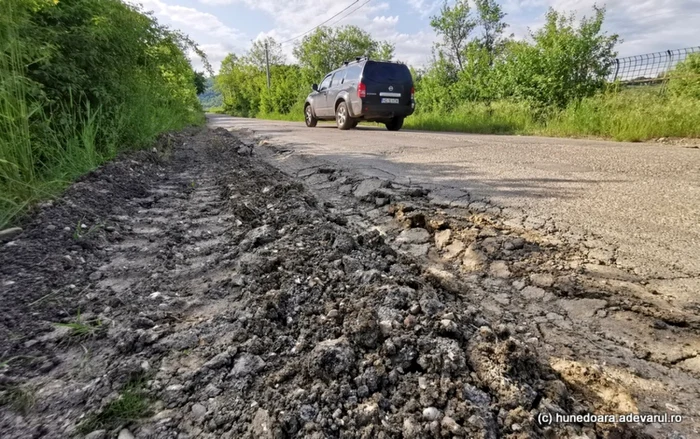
210 1 700 142
0 0 208 228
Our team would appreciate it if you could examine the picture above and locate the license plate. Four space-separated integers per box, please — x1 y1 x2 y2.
381 98 400 104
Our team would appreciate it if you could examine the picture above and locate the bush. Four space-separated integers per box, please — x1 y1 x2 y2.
668 53 700 100
0 0 205 227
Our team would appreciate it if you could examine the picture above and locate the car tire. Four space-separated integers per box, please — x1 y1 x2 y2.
305 104 317 128
351 120 359 129
336 102 353 130
385 117 404 131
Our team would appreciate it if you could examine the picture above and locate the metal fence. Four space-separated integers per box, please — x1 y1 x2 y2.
609 46 700 84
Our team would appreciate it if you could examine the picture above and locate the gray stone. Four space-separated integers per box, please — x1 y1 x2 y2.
355 402 380 426
403 417 421 439
299 404 318 422
443 240 465 259
251 408 274 439
441 416 461 433
489 261 511 279
0 227 22 241
422 407 441 421
191 403 207 419
521 286 546 300
503 238 525 250
463 384 491 406
117 429 135 439
231 354 265 378
434 229 452 249
245 225 275 247
353 179 385 199
395 228 430 245
308 337 355 381
404 243 430 257
530 273 555 288
84 430 107 439
462 244 487 271
480 237 500 254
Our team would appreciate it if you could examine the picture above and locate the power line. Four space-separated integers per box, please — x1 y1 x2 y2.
324 0 373 29
280 1 359 46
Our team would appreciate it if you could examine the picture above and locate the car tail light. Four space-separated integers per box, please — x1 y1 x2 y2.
358 82 366 98
411 86 415 100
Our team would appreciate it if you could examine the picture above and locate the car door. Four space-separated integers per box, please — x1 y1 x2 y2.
315 74 333 117
326 69 346 113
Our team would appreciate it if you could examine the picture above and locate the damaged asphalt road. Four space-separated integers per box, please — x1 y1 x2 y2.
0 125 696 438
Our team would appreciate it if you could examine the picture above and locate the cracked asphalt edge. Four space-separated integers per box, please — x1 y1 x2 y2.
232 126 700 438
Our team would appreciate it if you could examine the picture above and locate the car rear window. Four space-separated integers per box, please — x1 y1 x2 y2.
362 61 412 83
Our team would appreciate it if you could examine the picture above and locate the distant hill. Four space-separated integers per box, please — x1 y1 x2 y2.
199 77 223 110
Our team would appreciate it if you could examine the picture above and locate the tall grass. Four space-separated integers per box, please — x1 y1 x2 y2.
544 88 700 141
0 0 37 225
0 0 205 228
401 87 700 141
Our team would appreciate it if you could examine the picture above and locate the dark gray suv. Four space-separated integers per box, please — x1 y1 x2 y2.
304 57 415 131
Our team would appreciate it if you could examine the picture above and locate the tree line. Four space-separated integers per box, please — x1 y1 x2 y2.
215 1 623 116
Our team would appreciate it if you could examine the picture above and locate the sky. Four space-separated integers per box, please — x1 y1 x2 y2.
130 0 700 74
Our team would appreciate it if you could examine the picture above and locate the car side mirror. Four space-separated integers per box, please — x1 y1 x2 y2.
312 84 318 91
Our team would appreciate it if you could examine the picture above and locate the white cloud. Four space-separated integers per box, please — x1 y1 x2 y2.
502 0 700 57
130 0 246 71
138 0 700 74
407 0 440 18
373 15 400 26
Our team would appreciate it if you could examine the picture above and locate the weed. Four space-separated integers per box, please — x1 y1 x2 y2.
72 218 103 240
56 310 102 339
78 375 150 433
0 385 36 414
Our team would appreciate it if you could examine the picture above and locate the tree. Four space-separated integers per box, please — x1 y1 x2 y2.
497 7 619 109
430 0 475 71
193 71 207 95
247 37 285 69
375 41 395 61
293 25 395 81
474 0 508 65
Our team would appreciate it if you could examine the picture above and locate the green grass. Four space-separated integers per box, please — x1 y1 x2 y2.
55 310 102 339
257 111 305 122
78 375 150 433
250 87 700 142
405 100 536 135
543 88 700 141
0 385 36 414
0 0 205 229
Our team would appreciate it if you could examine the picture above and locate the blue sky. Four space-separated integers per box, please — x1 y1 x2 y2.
131 0 700 73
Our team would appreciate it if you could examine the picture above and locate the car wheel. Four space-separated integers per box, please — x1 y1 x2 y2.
336 102 353 130
351 120 359 128
385 117 404 131
305 104 317 128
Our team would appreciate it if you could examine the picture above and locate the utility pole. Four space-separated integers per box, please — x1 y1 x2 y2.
264 40 271 89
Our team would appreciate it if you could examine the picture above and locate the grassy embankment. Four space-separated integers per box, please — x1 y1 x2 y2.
0 0 205 228
252 87 700 142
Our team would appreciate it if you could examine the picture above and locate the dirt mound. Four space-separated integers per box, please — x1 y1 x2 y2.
0 128 644 438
